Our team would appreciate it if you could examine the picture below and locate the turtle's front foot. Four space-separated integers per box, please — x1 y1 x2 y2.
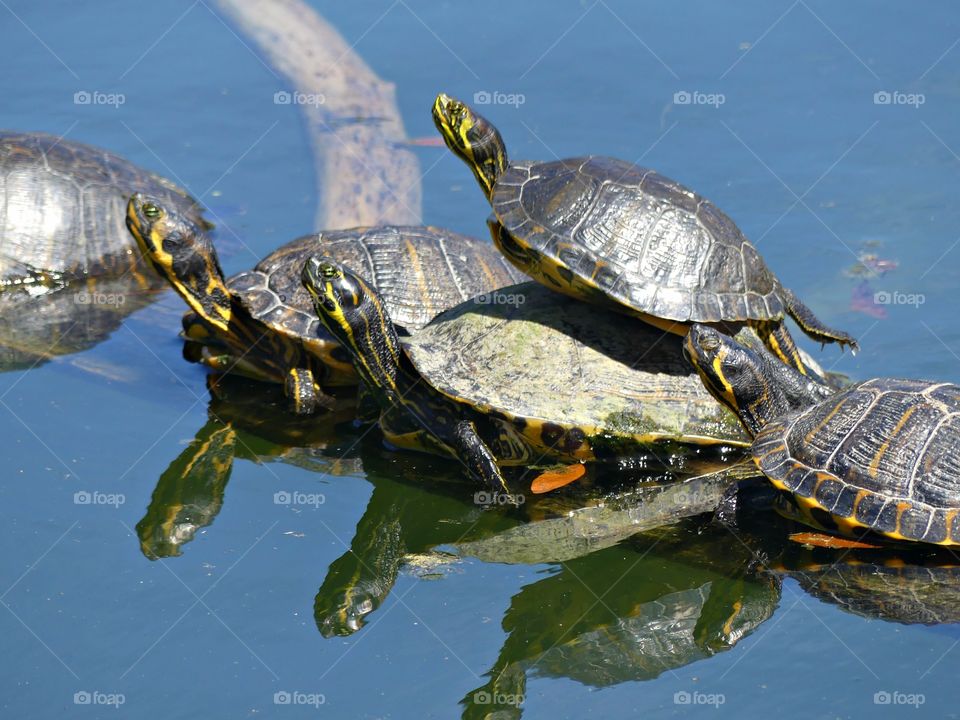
453 420 510 493
285 368 335 415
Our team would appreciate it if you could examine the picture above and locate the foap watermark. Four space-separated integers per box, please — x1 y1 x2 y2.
74 490 125 508
873 90 925 108
673 90 725 108
473 690 524 707
274 90 326 107
873 290 925 308
73 90 125 108
668 483 715 509
474 491 525 507
874 690 925 708
674 690 726 708
473 90 525 108
473 291 526 307
274 490 325 508
273 690 325 708
75 291 125 307
73 690 125 708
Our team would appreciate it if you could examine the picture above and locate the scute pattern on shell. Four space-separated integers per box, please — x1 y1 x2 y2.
493 156 782 323
404 282 748 444
754 378 960 543
0 131 206 282
235 225 524 338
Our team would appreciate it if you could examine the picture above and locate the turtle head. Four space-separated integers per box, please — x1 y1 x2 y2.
314 585 378 638
301 256 371 338
126 193 232 332
684 324 828 437
432 92 507 200
302 257 402 395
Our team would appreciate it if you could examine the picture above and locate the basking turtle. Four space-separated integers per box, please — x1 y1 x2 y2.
432 94 858 376
685 323 960 546
303 258 764 491
126 194 522 414
0 131 208 289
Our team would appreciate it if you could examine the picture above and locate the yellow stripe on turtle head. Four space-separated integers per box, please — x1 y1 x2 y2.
432 92 505 200
708 346 742 415
126 193 232 332
303 259 401 395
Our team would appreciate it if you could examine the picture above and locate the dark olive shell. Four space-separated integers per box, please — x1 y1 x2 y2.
493 156 782 322
754 378 960 543
232 225 524 339
404 282 748 445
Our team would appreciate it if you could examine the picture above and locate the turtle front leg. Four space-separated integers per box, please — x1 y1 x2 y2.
452 420 510 493
750 319 812 376
781 286 859 353
284 367 336 415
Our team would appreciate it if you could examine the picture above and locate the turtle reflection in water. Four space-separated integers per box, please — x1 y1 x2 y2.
0 276 162 372
313 462 771 653
776 546 960 626
756 497 960 626
454 521 777 718
136 376 360 559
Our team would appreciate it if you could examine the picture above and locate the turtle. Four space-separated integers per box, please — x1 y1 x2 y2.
684 323 960 546
302 257 836 491
125 193 523 414
431 93 859 377
0 131 208 289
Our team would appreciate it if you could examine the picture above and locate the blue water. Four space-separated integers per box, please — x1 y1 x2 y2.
2 1 960 718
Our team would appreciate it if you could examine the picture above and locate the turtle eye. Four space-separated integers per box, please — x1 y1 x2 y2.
698 334 720 353
143 203 162 219
319 263 340 280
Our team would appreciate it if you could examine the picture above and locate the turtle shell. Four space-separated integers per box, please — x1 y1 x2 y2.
0 131 207 284
403 282 749 455
230 225 524 340
493 156 783 323
753 378 960 544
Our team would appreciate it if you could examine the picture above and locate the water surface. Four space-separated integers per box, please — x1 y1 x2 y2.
2 1 960 717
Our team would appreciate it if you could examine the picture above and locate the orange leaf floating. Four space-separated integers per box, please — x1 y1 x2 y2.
531 464 586 494
789 532 880 550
